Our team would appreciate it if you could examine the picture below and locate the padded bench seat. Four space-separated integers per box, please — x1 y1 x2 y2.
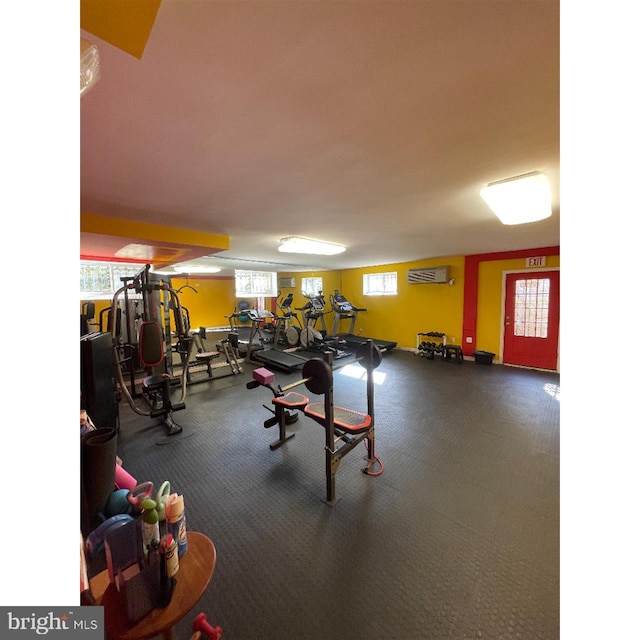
195 351 221 362
304 402 371 434
273 392 309 410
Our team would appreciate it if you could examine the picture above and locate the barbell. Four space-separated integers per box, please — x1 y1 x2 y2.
280 340 383 395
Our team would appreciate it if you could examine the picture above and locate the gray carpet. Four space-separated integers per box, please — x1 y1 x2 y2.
113 350 560 639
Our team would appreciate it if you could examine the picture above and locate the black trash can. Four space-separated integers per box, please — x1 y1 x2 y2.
473 350 495 365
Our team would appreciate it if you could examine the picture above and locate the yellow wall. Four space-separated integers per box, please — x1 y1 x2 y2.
338 257 465 349
269 271 341 331
476 254 560 358
170 277 237 329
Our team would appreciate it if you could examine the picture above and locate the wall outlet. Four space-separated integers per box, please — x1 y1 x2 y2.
466 337 472 343
450 337 455 343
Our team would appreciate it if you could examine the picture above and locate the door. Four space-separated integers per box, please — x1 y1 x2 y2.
503 271 559 370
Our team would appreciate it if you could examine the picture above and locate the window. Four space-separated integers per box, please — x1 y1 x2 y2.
235 270 277 297
513 278 550 338
301 277 323 296
80 261 145 300
363 272 397 296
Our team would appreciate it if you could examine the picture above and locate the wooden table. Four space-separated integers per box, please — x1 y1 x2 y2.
91 531 216 640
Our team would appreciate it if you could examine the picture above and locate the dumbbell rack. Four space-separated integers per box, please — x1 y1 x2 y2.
416 331 447 359
415 331 464 364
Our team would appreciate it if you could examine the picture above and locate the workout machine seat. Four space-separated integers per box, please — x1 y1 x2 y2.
142 373 186 415
304 403 371 434
195 351 221 362
273 392 309 411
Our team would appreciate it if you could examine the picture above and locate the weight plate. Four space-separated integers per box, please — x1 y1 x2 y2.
302 358 332 394
355 341 383 369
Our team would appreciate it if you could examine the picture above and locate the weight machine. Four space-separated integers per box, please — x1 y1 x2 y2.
111 264 194 438
175 321 243 385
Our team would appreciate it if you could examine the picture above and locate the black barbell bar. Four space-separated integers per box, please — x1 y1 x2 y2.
278 340 384 396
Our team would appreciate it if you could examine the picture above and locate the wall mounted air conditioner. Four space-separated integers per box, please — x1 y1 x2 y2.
278 277 296 288
407 266 450 284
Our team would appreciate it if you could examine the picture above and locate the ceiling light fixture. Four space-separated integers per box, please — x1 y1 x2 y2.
172 265 221 274
278 236 346 255
480 171 552 225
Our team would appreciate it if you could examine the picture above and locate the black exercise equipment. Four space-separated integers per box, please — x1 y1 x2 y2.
81 331 120 431
296 291 329 341
249 339 384 505
81 301 97 336
273 292 303 347
244 309 308 373
295 291 351 359
329 290 397 352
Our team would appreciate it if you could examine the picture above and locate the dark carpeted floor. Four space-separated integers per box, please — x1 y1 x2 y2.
113 348 560 640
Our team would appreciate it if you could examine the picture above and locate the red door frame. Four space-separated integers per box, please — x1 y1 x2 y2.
462 246 560 356
502 269 560 370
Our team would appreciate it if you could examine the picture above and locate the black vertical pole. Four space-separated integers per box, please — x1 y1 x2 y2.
365 340 375 465
324 350 336 504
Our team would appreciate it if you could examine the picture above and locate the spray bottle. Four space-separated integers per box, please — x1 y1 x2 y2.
140 498 160 555
165 493 188 558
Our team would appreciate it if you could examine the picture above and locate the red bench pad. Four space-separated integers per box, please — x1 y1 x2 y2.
304 402 371 434
273 392 309 410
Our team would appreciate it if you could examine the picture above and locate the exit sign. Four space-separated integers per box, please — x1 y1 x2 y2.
526 256 546 267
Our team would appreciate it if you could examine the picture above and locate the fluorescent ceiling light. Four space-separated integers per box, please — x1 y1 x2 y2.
172 265 221 274
480 172 552 225
278 236 346 255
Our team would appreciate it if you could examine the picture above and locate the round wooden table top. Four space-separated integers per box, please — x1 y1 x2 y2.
96 531 216 640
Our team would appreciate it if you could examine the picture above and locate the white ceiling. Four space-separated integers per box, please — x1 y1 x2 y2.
80 0 559 277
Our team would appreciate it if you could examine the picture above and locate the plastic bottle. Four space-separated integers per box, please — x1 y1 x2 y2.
165 493 188 557
162 533 179 577
140 498 160 555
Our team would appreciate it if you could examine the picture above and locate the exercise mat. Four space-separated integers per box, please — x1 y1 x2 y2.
81 427 118 536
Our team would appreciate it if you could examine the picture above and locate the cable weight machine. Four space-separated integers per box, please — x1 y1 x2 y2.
111 265 194 439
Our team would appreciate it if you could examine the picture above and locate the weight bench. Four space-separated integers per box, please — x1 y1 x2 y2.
247 341 383 505
187 351 222 383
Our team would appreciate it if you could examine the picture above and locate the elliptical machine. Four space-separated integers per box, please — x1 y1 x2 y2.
111 264 194 438
273 292 303 347
296 291 350 358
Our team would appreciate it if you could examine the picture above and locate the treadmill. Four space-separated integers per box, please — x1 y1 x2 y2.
244 309 308 373
329 291 397 353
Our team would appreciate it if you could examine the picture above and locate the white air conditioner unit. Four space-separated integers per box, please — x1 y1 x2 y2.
407 266 450 284
278 277 296 288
